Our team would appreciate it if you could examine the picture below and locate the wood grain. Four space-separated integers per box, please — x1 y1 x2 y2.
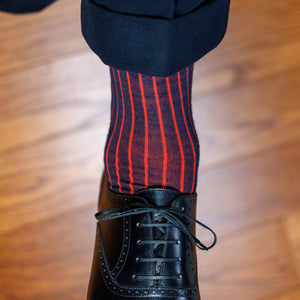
0 0 299 299
267 288 300 300
0 0 87 77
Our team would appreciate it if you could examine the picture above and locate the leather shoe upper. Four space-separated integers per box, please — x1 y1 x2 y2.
87 175 216 300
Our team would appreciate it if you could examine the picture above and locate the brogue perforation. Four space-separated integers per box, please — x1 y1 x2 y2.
87 174 217 300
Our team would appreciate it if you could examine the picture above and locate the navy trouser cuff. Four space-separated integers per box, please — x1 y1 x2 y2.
81 0 230 76
0 0 56 13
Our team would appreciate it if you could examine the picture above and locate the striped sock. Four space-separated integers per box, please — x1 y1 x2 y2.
104 65 199 195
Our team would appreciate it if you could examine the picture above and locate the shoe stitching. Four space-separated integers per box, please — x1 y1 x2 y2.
97 223 198 297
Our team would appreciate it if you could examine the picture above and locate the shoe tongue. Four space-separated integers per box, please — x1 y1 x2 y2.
136 188 181 207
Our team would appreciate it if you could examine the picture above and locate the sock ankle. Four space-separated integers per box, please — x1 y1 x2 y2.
104 65 199 194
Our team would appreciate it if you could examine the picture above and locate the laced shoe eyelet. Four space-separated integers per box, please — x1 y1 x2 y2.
181 207 185 211
177 240 181 244
178 274 182 279
177 257 181 262
136 257 140 262
137 240 142 245
136 223 141 227
132 274 136 279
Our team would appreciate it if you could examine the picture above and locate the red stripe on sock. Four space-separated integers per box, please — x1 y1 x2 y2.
106 68 119 189
116 70 125 193
126 71 135 194
139 73 149 188
178 71 196 193
153 76 167 188
166 77 185 193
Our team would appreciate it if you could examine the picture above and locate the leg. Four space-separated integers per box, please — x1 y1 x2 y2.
82 1 230 300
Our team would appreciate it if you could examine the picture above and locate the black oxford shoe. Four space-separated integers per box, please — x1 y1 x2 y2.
87 175 216 300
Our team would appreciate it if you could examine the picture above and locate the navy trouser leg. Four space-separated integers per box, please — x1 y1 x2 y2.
0 0 231 76
0 0 57 13
81 0 231 76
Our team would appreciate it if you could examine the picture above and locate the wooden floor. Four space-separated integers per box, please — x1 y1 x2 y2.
0 0 299 299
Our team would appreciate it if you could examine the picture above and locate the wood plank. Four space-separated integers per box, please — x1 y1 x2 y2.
0 0 87 76
0 207 94 300
197 139 300 238
192 0 300 169
0 52 110 235
0 0 300 299
198 220 298 300
263 287 300 300
283 210 300 280
193 0 300 96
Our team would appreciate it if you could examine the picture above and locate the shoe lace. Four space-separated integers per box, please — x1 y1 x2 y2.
95 200 217 281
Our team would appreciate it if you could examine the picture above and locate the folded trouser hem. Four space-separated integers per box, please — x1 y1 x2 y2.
0 0 56 13
81 0 230 76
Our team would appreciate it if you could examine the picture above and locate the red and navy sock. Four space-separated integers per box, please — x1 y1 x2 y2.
104 65 199 195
